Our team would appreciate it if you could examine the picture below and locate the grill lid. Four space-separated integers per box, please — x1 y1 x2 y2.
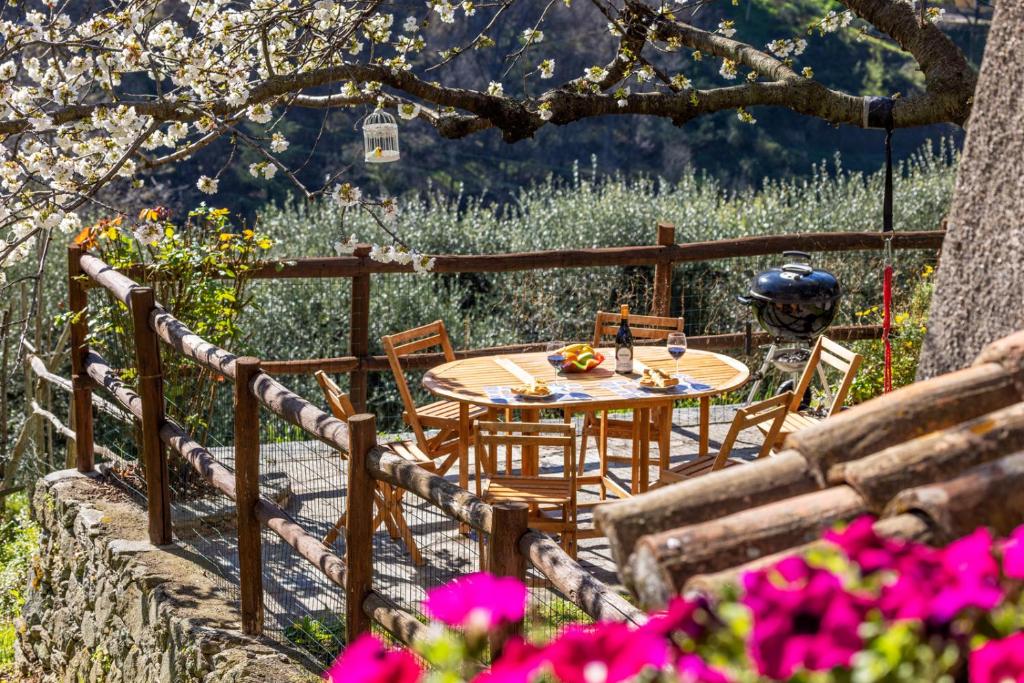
746 251 841 306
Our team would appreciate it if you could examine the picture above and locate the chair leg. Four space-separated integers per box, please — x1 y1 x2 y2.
598 412 609 500
389 489 424 566
504 408 514 474
379 483 401 540
578 412 591 476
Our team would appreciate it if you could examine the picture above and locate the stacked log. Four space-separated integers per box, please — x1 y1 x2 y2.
602 330 1024 609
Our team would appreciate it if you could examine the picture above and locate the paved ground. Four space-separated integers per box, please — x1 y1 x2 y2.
172 404 767 647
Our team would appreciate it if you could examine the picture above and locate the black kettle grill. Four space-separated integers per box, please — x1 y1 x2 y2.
739 251 843 405
737 251 842 342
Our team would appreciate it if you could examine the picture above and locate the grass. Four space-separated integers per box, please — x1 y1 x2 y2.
0 492 40 675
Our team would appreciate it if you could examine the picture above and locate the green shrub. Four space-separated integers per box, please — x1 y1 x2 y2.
0 493 40 671
284 615 346 668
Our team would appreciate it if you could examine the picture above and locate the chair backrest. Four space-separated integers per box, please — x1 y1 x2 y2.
790 336 864 416
315 370 355 422
715 391 793 467
381 320 457 446
592 311 684 346
473 421 576 488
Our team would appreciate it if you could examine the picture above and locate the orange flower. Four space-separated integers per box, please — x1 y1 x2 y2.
72 225 99 250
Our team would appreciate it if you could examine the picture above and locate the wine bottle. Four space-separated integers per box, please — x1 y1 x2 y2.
615 304 634 374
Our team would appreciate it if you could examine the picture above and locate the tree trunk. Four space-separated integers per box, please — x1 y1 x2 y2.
919 2 1024 378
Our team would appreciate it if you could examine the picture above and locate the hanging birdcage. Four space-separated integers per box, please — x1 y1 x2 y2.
362 108 400 163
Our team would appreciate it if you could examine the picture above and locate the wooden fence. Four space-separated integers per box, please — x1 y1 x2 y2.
54 226 943 657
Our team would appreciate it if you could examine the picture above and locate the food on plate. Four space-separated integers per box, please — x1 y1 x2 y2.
511 379 552 397
638 367 679 388
557 343 604 372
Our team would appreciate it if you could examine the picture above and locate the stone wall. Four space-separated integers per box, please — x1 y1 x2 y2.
14 469 317 683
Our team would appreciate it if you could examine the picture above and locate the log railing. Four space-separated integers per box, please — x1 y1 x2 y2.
113 226 945 407
65 247 644 658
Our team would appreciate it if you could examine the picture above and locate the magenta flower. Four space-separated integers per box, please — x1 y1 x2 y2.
545 623 669 683
475 637 547 683
742 556 869 679
879 528 1003 624
423 572 527 632
826 515 929 575
1001 525 1024 579
970 632 1024 683
676 654 732 683
641 595 708 642
323 634 422 683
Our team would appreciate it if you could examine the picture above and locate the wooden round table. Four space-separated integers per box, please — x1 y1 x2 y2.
422 347 749 497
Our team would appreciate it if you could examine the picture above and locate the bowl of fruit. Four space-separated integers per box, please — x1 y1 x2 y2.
551 343 604 373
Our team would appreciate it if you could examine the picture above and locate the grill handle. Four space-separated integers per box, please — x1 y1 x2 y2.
783 250 811 261
737 292 772 305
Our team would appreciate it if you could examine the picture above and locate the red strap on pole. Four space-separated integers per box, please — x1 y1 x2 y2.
882 262 893 393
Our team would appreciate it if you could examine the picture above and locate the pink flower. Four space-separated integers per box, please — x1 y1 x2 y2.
970 632 1024 683
475 637 547 683
742 557 869 679
640 596 708 642
423 573 527 633
545 623 669 683
323 634 422 683
879 528 1003 624
1001 525 1024 579
826 515 929 575
676 654 732 683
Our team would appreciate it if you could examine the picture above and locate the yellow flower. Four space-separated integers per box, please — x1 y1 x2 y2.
921 264 934 278
257 238 272 250
219 232 234 242
242 229 255 240
102 225 119 240
210 208 230 219
894 312 909 325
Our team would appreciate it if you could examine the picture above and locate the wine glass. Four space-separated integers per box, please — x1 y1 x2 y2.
666 332 687 377
546 341 566 374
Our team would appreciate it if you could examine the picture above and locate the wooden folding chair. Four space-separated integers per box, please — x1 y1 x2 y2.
657 391 792 485
474 421 578 561
578 311 684 495
315 371 433 565
381 321 494 481
759 335 864 448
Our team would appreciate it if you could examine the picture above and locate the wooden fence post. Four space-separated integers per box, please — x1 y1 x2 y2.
346 413 377 640
234 357 264 636
349 245 372 413
67 244 94 473
488 502 529 657
652 222 676 317
128 287 172 545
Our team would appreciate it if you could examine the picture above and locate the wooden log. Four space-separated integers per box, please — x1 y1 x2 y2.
68 245 94 473
160 421 237 500
79 253 139 304
651 223 675 317
29 400 124 466
27 352 132 423
683 512 935 595
886 450 1024 541
974 329 1024 393
255 498 347 587
259 356 360 376
346 414 376 639
349 272 371 412
129 288 172 545
519 530 645 625
787 362 1023 475
488 503 529 656
233 230 945 279
150 309 238 380
367 443 494 533
629 485 869 609
594 450 822 589
362 591 434 649
839 402 1024 509
84 351 144 421
234 357 264 636
249 371 349 454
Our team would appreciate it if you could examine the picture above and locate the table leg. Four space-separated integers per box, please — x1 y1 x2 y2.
630 411 641 495
699 396 710 457
521 407 540 476
638 407 651 493
658 403 672 470
459 401 470 492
